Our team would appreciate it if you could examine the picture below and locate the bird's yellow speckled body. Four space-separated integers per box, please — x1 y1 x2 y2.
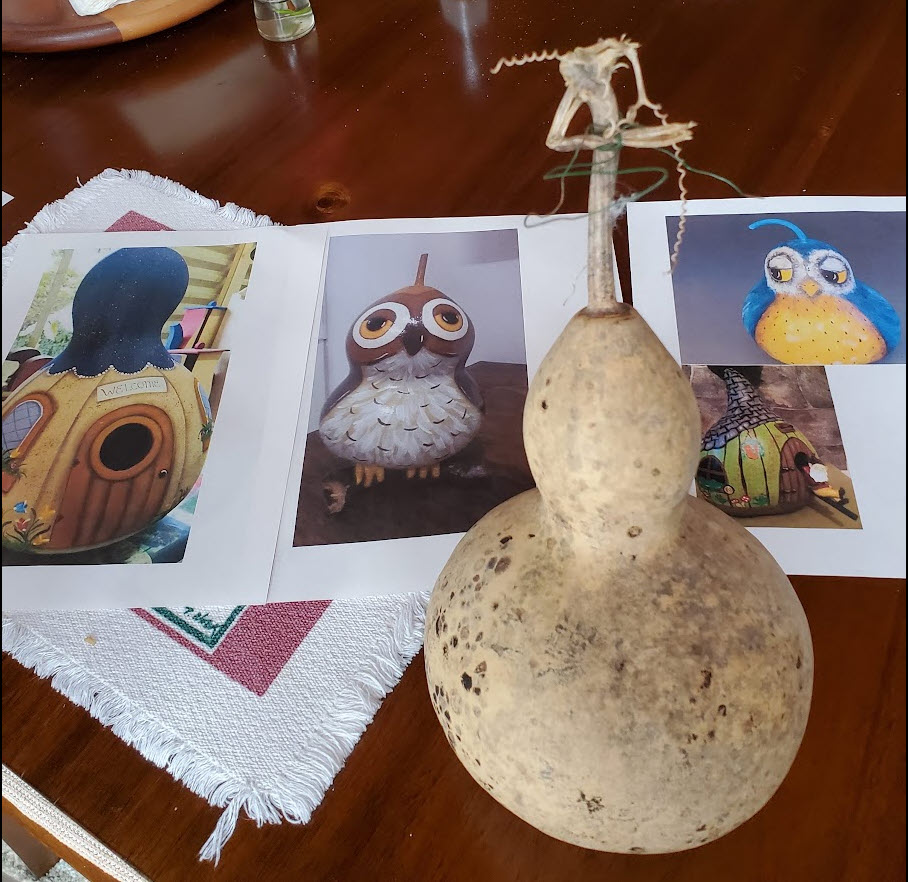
755 294 887 364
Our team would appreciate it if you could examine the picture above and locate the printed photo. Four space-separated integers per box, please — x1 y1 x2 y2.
2 242 256 565
668 211 906 366
686 364 861 529
294 229 532 546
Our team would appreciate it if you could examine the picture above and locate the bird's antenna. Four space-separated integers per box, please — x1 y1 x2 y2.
749 219 808 242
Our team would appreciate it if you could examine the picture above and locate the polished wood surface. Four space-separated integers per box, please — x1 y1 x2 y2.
1 0 225 54
2 0 905 879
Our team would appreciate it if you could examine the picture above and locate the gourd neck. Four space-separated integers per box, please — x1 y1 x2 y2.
586 137 622 316
580 80 622 316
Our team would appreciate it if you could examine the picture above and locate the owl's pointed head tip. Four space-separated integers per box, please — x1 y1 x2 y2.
415 253 429 286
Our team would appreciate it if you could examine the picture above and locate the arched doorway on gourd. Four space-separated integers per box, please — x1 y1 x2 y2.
1 248 213 554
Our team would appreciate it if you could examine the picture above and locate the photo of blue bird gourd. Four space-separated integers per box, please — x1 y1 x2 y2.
742 218 901 365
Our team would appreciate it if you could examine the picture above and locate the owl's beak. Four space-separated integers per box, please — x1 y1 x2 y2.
401 324 424 356
799 279 821 297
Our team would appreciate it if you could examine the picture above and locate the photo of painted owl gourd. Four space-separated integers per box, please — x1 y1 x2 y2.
1 248 212 554
696 368 845 517
743 218 901 365
318 253 482 487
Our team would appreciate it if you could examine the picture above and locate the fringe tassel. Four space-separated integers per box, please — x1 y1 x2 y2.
26 167 278 233
2 592 429 864
2 167 278 280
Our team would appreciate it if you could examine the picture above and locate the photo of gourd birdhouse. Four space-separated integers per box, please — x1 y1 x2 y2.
743 218 902 364
318 253 483 488
696 367 854 518
2 248 214 554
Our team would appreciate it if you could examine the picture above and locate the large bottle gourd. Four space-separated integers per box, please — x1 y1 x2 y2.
424 38 813 853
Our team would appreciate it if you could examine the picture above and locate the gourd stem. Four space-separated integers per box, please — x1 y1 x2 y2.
586 141 621 314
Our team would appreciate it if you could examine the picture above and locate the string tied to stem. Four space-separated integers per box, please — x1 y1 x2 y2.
490 38 749 280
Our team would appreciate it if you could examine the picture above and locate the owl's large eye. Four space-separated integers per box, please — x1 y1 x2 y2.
352 301 410 349
422 297 469 341
818 255 848 285
767 253 794 284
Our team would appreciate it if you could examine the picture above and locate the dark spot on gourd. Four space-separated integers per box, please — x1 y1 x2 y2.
796 655 802 669
652 467 661 476
687 733 698 743
541 400 548 410
629 846 645 853
495 557 511 574
473 687 481 695
461 673 473 690
500 535 512 545
487 557 498 569
449 591 455 600
627 525 643 538
475 661 487 673
545 378 551 386
707 730 716 740
614 659 626 673
718 704 727 716
473 574 480 582
689 697 697 704
475 633 483 643
475 758 481 766
492 602 499 610
444 710 451 721
435 617 442 636
528 533 536 538
701 669 712 690
442 645 448 656
696 824 707 832
451 636 458 648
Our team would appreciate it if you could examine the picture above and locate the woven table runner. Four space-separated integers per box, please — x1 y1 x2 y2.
2 169 429 863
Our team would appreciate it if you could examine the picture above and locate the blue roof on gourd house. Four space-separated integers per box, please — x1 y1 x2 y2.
48 247 190 377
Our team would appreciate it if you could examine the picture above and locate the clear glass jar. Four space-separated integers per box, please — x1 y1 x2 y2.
253 0 315 43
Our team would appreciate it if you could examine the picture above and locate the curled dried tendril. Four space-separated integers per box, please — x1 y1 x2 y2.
490 44 747 269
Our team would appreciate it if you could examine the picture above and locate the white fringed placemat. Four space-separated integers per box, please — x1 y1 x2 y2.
2 169 429 864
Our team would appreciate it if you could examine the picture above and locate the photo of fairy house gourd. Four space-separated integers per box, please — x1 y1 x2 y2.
2 243 255 565
686 364 861 529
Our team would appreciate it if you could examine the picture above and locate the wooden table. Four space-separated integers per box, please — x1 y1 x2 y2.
2 0 905 879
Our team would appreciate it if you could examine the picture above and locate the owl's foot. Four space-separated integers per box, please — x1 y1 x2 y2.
354 464 385 488
406 465 442 480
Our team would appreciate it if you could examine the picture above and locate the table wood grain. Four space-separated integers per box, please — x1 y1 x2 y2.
2 0 905 879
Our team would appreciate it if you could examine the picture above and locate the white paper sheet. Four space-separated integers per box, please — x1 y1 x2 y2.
627 196 906 579
2 227 326 608
267 215 593 602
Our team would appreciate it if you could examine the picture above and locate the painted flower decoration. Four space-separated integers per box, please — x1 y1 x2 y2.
38 506 56 522
31 535 50 546
13 516 31 531
13 501 28 514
